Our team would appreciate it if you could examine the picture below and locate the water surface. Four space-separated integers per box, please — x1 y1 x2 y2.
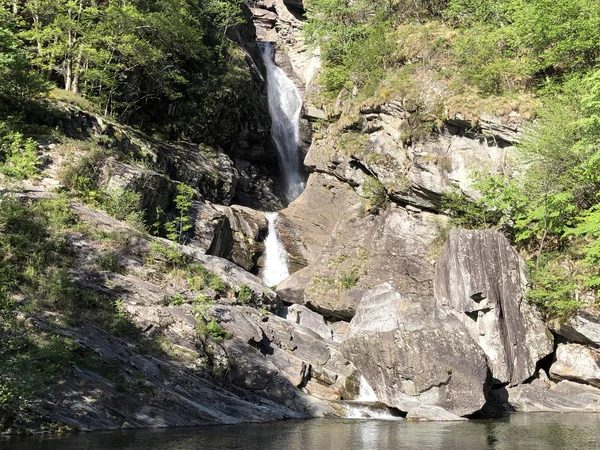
2 413 600 450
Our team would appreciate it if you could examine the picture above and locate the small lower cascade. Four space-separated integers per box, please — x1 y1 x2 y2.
262 212 290 286
343 404 402 420
357 375 378 402
343 376 402 420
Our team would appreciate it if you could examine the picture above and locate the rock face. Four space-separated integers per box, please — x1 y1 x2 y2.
341 284 490 416
406 405 467 422
286 303 334 341
277 172 445 321
503 378 600 413
305 101 510 212
434 229 553 386
220 306 357 403
549 344 600 388
550 308 600 348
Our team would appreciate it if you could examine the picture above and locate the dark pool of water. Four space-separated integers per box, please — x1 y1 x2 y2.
2 413 599 450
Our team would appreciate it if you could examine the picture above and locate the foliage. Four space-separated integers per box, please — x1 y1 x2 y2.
0 127 40 180
165 183 195 244
0 16 45 99
340 267 359 289
197 317 231 343
360 176 388 214
147 242 190 271
526 259 583 320
168 294 186 307
187 264 228 295
59 151 146 230
97 250 122 272
448 0 600 94
236 284 252 305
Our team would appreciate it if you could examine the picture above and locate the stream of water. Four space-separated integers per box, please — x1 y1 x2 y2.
262 212 290 286
259 42 307 286
259 42 305 204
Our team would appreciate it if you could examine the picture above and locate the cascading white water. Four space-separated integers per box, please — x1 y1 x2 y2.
262 212 290 286
357 376 378 402
343 376 401 419
259 43 305 203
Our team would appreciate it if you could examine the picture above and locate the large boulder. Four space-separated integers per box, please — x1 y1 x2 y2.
286 303 334 341
188 201 233 259
549 344 600 388
341 283 490 416
214 203 268 271
434 229 553 385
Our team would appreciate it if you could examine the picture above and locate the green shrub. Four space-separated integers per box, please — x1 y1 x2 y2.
169 294 186 306
197 317 232 343
361 176 388 214
340 267 359 290
147 242 189 270
104 188 146 230
237 284 252 304
0 127 40 180
97 250 122 272
165 183 195 244
527 260 583 320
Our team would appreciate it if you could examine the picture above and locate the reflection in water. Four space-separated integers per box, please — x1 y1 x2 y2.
3 414 600 450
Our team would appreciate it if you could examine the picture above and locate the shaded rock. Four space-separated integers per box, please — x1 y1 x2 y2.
550 308 600 347
218 307 358 402
100 157 174 216
214 203 268 271
504 379 600 412
550 344 600 388
188 201 233 259
341 283 489 416
156 144 238 205
43 323 308 431
185 202 268 272
447 112 521 146
406 406 467 422
232 158 284 211
286 304 333 341
434 228 553 385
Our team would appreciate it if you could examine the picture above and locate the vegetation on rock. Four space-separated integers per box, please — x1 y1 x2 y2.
306 0 600 320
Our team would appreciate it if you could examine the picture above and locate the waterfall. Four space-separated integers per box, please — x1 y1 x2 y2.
357 376 378 402
259 42 305 203
343 376 401 419
263 212 290 286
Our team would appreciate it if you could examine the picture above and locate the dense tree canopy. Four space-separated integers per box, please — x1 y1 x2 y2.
0 0 246 140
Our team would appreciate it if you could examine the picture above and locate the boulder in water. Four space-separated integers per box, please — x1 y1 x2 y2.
341 283 490 417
